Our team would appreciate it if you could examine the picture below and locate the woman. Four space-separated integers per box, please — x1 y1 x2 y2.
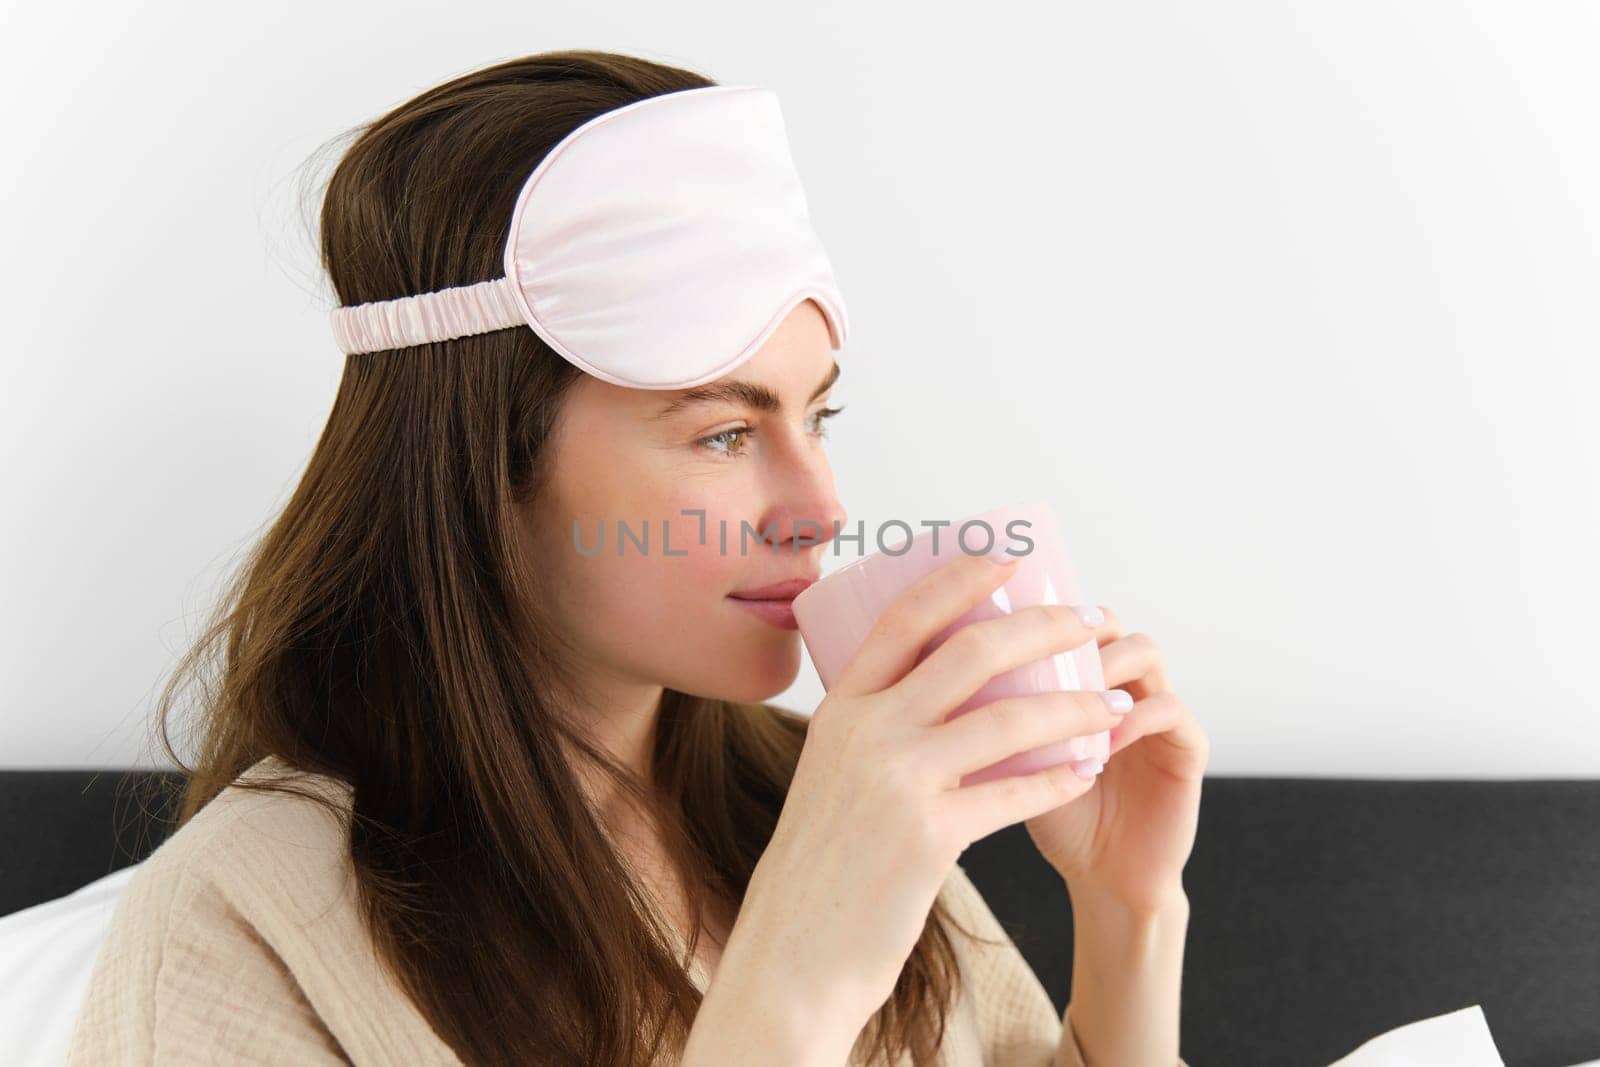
66 49 1206 1066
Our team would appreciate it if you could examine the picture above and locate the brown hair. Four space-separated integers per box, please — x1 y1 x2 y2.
141 49 984 1065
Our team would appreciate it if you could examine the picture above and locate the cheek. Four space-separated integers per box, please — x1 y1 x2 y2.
547 483 803 697
650 493 750 589
572 492 749 603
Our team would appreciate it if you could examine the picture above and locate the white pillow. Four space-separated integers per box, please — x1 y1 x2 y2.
0 865 139 1067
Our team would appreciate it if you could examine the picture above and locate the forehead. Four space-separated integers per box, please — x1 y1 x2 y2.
649 359 840 423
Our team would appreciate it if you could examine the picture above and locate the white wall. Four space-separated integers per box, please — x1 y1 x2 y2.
3 1 1596 775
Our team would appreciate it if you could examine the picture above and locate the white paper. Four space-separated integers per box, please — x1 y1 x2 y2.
1327 1004 1505 1067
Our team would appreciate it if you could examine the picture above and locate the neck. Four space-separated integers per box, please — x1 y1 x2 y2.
562 675 666 824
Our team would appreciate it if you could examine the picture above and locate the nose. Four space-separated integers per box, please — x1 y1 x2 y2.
758 436 848 557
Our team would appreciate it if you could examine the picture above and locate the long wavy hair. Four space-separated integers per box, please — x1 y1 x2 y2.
138 49 986 1065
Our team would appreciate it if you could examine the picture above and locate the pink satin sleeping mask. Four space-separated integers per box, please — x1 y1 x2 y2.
327 84 850 389
791 500 1112 787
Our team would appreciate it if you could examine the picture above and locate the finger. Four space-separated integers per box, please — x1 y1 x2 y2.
1105 691 1209 766
890 602 1101 728
940 759 1097 844
919 689 1127 784
829 553 1019 699
1091 604 1123 649
1099 630 1171 697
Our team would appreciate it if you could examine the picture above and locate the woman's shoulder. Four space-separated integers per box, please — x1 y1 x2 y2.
135 755 356 902
64 757 380 1065
86 755 362 973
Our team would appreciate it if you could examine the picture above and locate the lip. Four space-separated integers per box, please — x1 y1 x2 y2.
727 577 818 601
727 596 800 629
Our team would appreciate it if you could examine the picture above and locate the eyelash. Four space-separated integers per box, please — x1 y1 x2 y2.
697 405 846 457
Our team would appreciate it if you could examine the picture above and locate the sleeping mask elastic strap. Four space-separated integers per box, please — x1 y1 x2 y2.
327 84 850 390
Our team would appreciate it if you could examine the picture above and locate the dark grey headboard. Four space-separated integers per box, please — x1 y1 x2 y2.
4 770 1597 1066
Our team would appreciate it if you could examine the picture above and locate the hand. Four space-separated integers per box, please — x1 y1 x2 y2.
698 554 1115 1057
1022 606 1209 911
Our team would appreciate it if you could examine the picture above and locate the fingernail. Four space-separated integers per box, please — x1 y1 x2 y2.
1070 603 1104 627
988 543 1022 566
1099 689 1133 714
1071 758 1105 779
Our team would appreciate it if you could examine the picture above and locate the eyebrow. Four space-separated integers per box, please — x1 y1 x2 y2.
650 360 841 422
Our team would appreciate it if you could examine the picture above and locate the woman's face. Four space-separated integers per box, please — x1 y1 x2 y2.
526 298 849 704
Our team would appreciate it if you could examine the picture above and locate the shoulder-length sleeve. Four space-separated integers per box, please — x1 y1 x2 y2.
940 863 1189 1067
65 846 352 1065
67 769 466 1066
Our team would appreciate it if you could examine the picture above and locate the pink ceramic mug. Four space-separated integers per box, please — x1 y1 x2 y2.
791 499 1110 787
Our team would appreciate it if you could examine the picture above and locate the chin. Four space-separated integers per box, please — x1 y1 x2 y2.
677 645 803 704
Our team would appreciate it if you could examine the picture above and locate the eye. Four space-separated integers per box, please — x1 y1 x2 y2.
809 404 845 439
695 405 846 458
698 426 752 456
